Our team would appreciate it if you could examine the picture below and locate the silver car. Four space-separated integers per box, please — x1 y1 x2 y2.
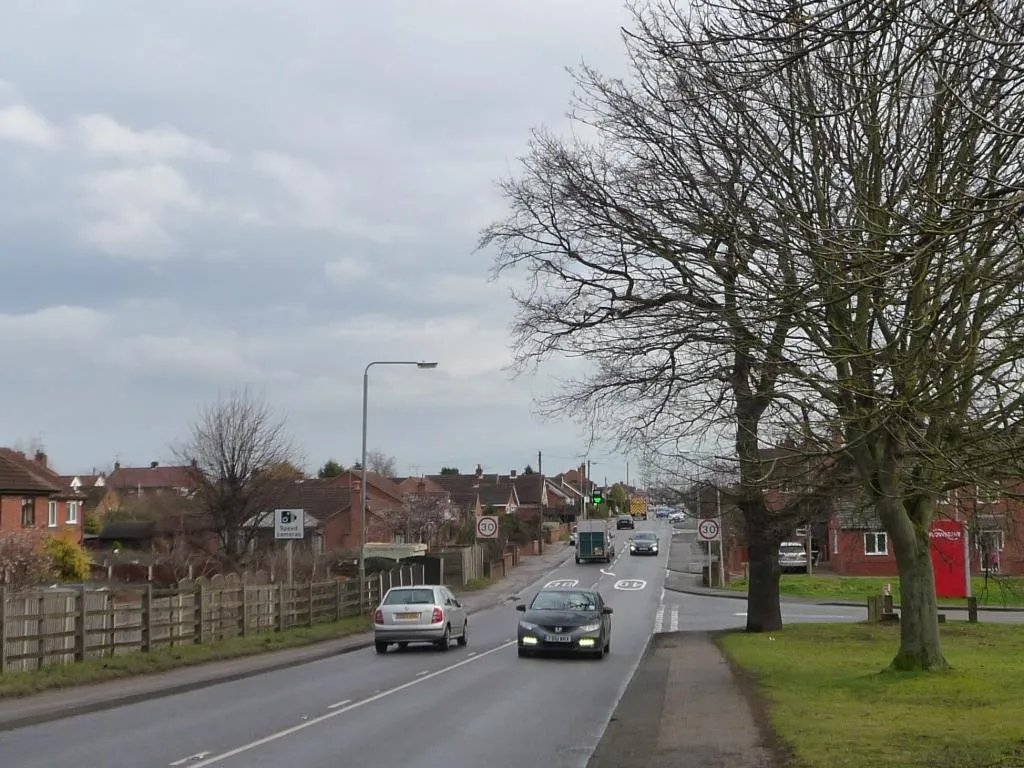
373 584 468 654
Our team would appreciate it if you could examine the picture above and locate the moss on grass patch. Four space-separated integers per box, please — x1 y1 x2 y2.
0 615 370 698
719 622 1024 768
456 577 492 591
725 574 1024 607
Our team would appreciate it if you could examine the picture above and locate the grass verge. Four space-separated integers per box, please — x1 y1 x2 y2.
719 622 1024 768
0 615 370 699
725 574 1024 607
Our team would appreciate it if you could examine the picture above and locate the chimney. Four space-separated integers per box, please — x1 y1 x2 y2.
34 450 47 468
150 461 159 468
510 469 517 479
474 464 483 479
190 458 198 468
114 461 121 470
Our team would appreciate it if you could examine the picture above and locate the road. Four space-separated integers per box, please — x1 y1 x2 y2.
0 520 674 768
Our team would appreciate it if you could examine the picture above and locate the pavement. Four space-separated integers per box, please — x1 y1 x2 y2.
0 542 575 733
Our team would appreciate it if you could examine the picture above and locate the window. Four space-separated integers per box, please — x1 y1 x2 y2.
67 501 80 524
21 497 35 527
977 484 1000 504
980 530 1004 552
48 501 58 527
864 531 888 556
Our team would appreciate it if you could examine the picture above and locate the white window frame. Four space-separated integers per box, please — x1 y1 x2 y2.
976 484 1000 504
48 500 58 527
66 500 80 524
864 531 888 556
980 529 1004 552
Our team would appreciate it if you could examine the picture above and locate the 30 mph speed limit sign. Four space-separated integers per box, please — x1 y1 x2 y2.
697 518 721 541
476 515 499 539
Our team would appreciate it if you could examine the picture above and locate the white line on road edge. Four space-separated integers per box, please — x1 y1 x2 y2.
599 569 616 577
415 670 430 677
327 699 352 710
170 752 211 766
187 641 516 767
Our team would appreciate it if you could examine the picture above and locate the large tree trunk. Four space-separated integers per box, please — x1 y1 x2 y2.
744 519 783 632
886 504 948 671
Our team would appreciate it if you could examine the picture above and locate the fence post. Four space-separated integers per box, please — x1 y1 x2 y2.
142 584 153 653
277 582 285 632
308 581 314 627
241 582 249 638
968 595 979 623
195 583 206 645
77 585 88 662
336 580 343 620
0 585 7 674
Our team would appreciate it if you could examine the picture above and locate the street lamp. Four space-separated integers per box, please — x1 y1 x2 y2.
360 360 438 614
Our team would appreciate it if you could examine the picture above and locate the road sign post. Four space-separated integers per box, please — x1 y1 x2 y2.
476 515 499 540
697 518 722 588
275 509 304 585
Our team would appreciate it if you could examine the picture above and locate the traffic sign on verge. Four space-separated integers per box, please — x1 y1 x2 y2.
476 515 499 539
274 508 304 540
697 518 721 541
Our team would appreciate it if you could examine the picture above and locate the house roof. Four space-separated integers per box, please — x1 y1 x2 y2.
260 479 354 522
426 473 517 508
107 464 195 490
0 448 72 495
0 450 58 493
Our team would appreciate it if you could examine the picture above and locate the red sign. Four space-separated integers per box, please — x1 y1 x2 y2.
930 520 968 598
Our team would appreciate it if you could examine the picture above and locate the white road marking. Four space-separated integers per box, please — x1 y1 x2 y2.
545 579 579 589
415 670 430 677
188 641 516 767
613 579 647 591
327 699 352 710
653 605 665 633
669 606 679 632
600 569 616 577
467 651 477 657
660 587 665 601
170 753 211 766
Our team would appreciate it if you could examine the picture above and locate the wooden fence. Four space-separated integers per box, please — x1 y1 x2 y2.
0 564 425 673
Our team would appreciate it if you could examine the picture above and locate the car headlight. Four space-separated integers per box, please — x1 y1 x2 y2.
580 623 601 633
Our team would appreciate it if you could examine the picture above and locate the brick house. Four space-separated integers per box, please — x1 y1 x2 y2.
252 477 395 552
828 483 1024 577
0 449 85 544
426 465 518 515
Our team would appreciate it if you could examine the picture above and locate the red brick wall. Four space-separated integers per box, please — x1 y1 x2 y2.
0 494 83 543
827 517 898 576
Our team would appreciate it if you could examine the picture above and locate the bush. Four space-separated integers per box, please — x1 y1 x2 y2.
44 535 91 582
0 530 54 588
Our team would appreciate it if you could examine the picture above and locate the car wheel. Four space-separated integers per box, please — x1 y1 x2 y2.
575 556 580 564
375 641 388 654
457 621 468 647
436 624 451 651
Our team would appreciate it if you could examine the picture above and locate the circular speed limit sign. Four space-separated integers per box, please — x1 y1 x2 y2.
697 518 721 541
476 515 499 538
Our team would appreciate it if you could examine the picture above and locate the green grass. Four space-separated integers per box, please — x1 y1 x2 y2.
0 615 370 698
719 622 1024 768
725 574 1024 607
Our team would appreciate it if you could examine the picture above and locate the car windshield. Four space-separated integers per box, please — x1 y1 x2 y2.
531 590 598 611
634 532 657 541
383 588 435 605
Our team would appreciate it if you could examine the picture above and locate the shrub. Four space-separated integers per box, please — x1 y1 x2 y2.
0 530 54 588
44 535 91 582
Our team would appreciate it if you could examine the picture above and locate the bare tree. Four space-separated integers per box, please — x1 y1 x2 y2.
364 450 398 479
175 387 297 563
393 492 451 546
479 0 837 631
644 0 1024 670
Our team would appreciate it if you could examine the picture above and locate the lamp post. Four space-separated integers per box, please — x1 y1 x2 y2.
359 360 438 614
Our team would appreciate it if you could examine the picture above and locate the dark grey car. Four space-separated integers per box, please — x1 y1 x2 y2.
516 587 612 659
629 530 660 556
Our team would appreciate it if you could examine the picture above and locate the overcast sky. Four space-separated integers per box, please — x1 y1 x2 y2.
0 0 643 482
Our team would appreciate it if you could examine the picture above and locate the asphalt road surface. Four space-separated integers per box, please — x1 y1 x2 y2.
0 520 676 768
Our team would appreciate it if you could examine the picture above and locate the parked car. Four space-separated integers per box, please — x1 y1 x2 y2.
778 541 809 573
516 587 613 659
373 585 468 654
616 515 635 530
629 530 660 556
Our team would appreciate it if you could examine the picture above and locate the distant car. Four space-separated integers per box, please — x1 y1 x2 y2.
516 587 612 659
669 511 686 523
629 530 659 556
655 508 670 518
373 585 468 654
616 515 635 530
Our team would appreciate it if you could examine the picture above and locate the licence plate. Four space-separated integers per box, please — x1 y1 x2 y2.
593 547 603 555
546 634 572 643
396 612 420 620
